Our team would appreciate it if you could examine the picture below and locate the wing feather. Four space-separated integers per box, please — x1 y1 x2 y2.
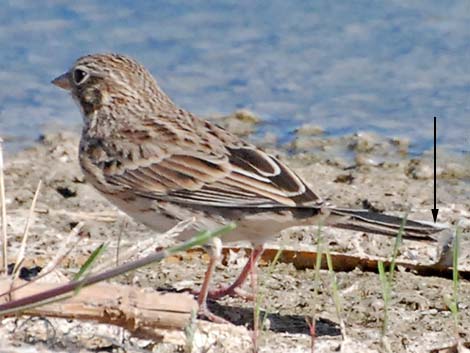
103 146 321 208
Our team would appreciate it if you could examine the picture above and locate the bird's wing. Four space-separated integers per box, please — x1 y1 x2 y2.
104 143 321 208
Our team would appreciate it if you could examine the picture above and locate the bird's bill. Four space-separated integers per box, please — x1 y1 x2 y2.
51 72 71 90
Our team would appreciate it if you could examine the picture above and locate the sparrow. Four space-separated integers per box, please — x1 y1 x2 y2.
52 53 441 322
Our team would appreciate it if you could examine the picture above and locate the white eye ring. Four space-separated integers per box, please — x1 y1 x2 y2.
73 68 89 85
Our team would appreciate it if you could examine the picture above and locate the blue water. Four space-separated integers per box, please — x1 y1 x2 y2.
0 1 469 155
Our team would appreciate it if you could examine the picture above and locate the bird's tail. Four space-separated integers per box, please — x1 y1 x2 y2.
326 208 442 241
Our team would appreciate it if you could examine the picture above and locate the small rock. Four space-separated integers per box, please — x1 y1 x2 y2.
391 136 410 154
291 136 324 150
230 109 260 123
211 109 260 136
406 160 433 179
441 162 468 179
334 174 354 184
355 153 378 166
351 132 380 153
295 123 324 136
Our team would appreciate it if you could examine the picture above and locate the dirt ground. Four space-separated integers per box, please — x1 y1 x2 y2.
0 117 469 352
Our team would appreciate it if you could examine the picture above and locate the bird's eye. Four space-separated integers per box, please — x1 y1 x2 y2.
73 69 88 85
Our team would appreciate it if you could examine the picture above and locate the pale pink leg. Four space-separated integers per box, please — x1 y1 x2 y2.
207 245 264 300
196 244 265 323
196 238 230 323
250 248 260 349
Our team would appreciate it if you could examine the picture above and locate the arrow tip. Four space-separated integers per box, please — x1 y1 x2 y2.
431 209 439 222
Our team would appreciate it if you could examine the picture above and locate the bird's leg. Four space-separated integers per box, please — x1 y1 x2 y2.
196 238 230 323
250 246 261 349
196 243 265 323
207 245 264 300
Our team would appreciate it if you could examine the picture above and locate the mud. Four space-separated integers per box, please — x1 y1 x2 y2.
0 120 469 352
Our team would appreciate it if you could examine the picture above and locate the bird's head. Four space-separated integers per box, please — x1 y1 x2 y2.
52 53 171 117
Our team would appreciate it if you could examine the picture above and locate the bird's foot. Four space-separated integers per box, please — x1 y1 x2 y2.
207 285 254 301
192 284 254 301
197 303 231 324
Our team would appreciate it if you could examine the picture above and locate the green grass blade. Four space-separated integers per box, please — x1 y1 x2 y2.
73 243 107 281
325 246 343 325
388 212 407 282
169 223 236 254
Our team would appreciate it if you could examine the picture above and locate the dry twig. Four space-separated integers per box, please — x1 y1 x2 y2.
40 221 84 275
11 180 42 279
94 217 195 273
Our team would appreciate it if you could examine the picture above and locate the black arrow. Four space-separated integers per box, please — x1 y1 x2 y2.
431 116 439 222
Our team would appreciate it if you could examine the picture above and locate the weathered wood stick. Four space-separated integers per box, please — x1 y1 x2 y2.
0 280 197 338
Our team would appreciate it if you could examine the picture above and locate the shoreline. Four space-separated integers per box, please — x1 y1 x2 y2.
3 113 470 168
